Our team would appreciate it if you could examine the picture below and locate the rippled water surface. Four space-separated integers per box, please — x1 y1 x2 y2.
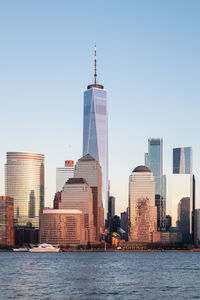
1 252 200 299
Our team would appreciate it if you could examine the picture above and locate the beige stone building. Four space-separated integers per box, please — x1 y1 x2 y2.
40 209 87 246
129 166 158 243
74 154 104 239
60 178 96 243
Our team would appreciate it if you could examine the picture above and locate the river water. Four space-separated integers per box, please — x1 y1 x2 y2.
1 252 200 299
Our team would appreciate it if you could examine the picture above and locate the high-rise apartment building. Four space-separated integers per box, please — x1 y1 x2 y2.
82 46 108 218
60 177 95 243
145 138 166 230
0 196 14 245
74 154 104 238
172 147 194 242
40 209 87 246
56 160 74 192
128 166 158 243
5 152 44 228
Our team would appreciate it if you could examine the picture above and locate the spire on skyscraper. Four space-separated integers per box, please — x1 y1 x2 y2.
94 44 97 85
87 45 104 90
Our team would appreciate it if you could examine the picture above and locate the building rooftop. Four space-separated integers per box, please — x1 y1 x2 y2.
133 165 151 173
42 209 83 214
78 154 96 162
66 178 89 185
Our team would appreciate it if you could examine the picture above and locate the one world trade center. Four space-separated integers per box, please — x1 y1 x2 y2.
82 46 108 218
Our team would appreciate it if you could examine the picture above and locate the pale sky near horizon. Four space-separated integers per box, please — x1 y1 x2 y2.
0 1 200 217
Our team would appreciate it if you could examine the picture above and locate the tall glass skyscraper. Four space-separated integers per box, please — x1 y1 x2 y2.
172 147 194 242
145 138 166 230
83 46 108 217
5 152 44 228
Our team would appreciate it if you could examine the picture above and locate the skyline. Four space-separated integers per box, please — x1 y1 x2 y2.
1 1 200 216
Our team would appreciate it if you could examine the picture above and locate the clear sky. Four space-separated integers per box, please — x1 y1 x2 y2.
0 1 200 216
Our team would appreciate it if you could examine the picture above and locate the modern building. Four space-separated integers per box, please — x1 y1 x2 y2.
74 154 104 238
173 147 192 174
53 191 61 209
0 196 14 245
56 160 74 192
82 46 108 218
60 177 96 243
145 138 166 230
172 147 194 242
166 215 172 230
194 209 200 245
128 166 158 243
5 152 44 228
107 196 115 228
121 211 128 232
177 197 190 243
40 209 87 246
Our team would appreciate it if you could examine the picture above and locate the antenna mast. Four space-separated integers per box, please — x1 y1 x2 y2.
94 44 97 84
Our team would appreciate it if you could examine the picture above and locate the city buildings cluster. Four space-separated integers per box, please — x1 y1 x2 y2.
0 48 200 247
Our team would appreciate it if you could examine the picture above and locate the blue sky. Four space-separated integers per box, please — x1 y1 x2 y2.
0 1 200 215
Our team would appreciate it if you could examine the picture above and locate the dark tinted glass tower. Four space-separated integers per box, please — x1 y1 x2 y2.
145 138 166 230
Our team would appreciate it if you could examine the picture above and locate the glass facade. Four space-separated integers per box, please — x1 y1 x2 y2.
56 167 74 192
5 152 44 228
173 147 192 174
145 138 166 230
83 87 108 216
172 148 193 242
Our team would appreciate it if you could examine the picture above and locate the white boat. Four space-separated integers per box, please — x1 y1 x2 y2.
29 243 60 252
13 248 29 252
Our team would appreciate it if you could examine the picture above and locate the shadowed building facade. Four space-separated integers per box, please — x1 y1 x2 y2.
0 196 14 245
5 152 44 228
74 154 104 239
60 178 95 243
129 166 158 243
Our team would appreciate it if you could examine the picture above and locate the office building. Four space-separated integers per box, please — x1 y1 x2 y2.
107 196 115 228
194 209 200 245
129 166 158 243
121 211 128 232
145 138 166 230
172 148 194 242
56 160 74 192
5 152 44 228
40 209 87 246
82 46 108 217
0 196 14 245
60 178 95 243
177 197 190 243
173 147 192 174
74 154 104 238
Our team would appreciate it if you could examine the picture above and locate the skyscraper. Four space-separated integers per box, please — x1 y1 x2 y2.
173 147 192 174
172 147 194 242
74 154 104 238
82 46 108 217
5 152 44 228
60 177 96 243
145 138 166 230
56 160 74 192
128 166 158 243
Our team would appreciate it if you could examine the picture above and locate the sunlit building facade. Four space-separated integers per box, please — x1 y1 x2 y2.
60 178 96 243
129 166 158 243
56 160 74 192
5 152 44 228
0 196 14 245
74 154 104 238
40 209 87 246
